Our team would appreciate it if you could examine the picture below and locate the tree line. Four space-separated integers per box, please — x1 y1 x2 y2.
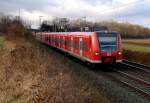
40 18 150 39
0 15 32 40
0 15 150 39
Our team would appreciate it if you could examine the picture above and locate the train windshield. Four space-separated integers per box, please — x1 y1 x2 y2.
97 32 117 53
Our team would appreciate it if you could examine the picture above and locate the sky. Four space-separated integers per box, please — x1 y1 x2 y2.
0 0 150 28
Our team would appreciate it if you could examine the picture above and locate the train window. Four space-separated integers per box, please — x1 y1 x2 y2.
61 38 63 44
59 37 61 44
53 37 54 44
45 35 49 41
57 37 60 45
54 37 56 45
66 40 68 46
60 37 63 44
69 40 72 47
40 35 43 40
48 35 49 42
58 37 59 45
62 38 65 45
71 38 73 49
50 36 52 44
97 32 117 52
73 41 76 48
67 40 71 47
56 37 58 45
49 35 51 42
73 41 79 49
51 36 53 43
53 36 55 44
64 39 67 46
53 37 55 44
83 42 88 51
79 38 83 56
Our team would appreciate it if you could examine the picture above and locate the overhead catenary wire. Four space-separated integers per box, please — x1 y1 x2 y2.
95 0 148 21
98 0 146 15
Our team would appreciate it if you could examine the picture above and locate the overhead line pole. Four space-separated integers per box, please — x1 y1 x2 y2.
39 16 44 31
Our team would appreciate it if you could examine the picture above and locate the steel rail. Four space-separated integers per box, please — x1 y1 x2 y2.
123 59 150 69
114 69 150 87
107 73 150 99
120 62 150 74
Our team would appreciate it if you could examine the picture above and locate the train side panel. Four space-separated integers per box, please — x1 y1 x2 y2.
35 32 123 64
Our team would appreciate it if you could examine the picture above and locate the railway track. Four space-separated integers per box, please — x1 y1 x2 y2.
106 69 150 100
122 59 150 73
106 72 150 98
105 60 150 100
123 59 150 68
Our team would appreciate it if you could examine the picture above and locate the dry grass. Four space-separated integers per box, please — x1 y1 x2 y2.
123 50 150 65
0 36 5 45
0 21 112 103
0 34 112 103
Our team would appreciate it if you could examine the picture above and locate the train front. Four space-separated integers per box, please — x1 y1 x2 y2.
96 31 123 63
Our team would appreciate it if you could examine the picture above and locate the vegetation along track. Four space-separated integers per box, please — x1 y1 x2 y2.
105 60 150 100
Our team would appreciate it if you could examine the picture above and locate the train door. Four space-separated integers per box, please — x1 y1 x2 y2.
79 37 83 56
83 37 90 58
58 36 60 47
71 37 73 52
63 36 65 49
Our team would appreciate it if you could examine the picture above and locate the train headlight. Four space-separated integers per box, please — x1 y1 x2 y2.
95 52 100 56
118 52 122 55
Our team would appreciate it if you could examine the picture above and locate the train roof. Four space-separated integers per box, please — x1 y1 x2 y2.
37 31 119 36
40 32 95 35
95 31 119 34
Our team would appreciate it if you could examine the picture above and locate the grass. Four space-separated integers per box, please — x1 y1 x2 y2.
122 39 150 65
123 39 150 47
123 44 150 53
0 36 5 45
123 39 150 53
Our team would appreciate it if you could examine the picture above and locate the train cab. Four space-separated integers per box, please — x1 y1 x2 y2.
95 31 123 63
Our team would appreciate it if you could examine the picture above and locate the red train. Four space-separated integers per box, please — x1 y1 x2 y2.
35 31 123 63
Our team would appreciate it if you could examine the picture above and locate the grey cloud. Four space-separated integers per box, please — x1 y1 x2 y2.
84 0 113 6
0 0 113 12
113 1 150 21
0 0 149 27
0 0 57 12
